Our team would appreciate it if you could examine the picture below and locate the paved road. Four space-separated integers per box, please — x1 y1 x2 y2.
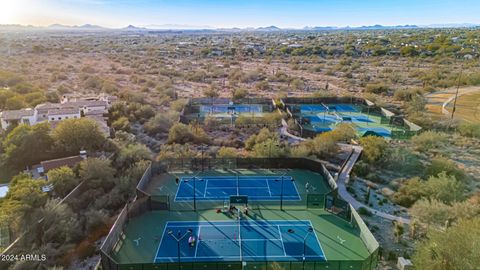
336 145 411 224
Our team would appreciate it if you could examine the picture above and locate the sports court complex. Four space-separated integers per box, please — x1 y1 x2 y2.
181 98 274 124
283 97 421 139
101 158 378 270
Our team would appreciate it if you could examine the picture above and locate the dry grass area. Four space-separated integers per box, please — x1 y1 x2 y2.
426 86 480 123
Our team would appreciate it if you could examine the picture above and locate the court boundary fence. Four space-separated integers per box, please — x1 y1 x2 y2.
100 158 379 270
282 96 422 139
180 98 275 124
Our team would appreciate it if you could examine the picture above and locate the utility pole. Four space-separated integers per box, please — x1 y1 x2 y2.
451 66 463 120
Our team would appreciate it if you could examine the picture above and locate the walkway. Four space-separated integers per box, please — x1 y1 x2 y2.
279 120 411 223
336 144 411 224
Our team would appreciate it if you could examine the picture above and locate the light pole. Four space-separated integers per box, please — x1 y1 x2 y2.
193 176 196 211
279 172 290 211
302 227 314 270
201 144 206 172
168 229 192 270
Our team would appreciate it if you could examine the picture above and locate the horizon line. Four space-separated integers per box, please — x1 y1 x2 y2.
1 22 479 30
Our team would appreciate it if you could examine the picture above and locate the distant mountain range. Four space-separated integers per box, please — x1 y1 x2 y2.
0 23 479 32
48 23 105 30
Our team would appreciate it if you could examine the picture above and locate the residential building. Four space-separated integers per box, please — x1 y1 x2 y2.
47 108 81 121
0 93 115 131
30 151 87 179
0 108 36 130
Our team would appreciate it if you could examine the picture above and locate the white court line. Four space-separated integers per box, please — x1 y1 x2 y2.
277 225 287 256
165 224 297 228
308 220 327 261
173 179 183 202
238 213 242 260
194 225 201 257
155 255 325 259
265 179 272 196
203 180 208 198
175 195 300 200
200 238 281 242
153 222 170 263
291 179 301 200
206 187 269 189
154 221 325 261
164 220 311 224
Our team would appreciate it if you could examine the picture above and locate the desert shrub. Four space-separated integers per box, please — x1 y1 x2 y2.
167 123 209 144
144 112 179 135
359 136 388 164
112 116 130 132
217 147 240 158
365 83 390 94
458 122 480 138
232 88 248 100
411 131 448 152
425 157 466 182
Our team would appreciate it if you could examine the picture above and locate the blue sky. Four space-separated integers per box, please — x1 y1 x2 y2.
2 0 480 28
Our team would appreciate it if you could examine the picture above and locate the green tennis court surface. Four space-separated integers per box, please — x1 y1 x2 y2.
148 169 330 197
175 175 300 201
112 209 371 265
154 220 325 263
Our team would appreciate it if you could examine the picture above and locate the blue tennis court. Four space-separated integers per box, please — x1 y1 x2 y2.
357 127 392 137
300 104 359 114
175 176 300 201
200 104 263 114
154 220 326 263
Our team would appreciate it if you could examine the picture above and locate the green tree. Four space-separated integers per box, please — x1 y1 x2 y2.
330 123 357 142
5 96 26 110
359 136 388 164
47 166 79 198
217 147 240 158
311 132 339 158
245 128 278 150
79 158 115 189
167 123 209 144
252 138 289 158
426 157 466 182
409 199 451 228
2 123 54 170
424 172 464 204
393 177 427 207
144 112 178 135
2 174 48 234
114 143 151 169
156 144 197 161
290 144 312 158
386 146 422 174
112 116 130 132
413 218 480 269
52 118 106 155
400 46 419 57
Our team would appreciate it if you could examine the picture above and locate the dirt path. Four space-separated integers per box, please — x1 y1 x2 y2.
425 86 480 122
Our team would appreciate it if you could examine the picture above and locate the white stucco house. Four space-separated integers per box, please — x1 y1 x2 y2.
47 108 81 121
0 94 114 132
0 108 37 130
